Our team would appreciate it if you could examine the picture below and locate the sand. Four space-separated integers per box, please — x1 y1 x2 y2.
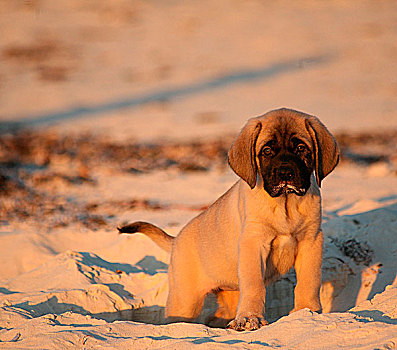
1 1 397 349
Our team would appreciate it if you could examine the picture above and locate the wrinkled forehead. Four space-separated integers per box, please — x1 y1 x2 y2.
255 113 312 151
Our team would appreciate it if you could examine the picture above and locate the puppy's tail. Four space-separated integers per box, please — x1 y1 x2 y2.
117 221 174 253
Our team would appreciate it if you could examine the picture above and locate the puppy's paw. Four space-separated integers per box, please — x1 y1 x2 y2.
289 306 322 314
226 315 268 331
289 301 322 314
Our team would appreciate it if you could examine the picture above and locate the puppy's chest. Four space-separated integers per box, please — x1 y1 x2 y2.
273 204 304 234
259 197 313 237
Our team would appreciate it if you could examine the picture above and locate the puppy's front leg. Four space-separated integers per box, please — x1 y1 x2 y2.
291 230 323 313
227 225 270 331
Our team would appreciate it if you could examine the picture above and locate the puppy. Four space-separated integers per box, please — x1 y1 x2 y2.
119 108 339 331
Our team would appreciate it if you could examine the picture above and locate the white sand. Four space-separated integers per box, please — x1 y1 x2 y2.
1 1 397 349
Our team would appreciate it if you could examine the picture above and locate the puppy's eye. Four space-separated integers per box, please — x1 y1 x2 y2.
262 147 272 156
297 144 306 152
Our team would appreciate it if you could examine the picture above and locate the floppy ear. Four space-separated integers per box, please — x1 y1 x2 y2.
228 118 262 189
305 117 340 187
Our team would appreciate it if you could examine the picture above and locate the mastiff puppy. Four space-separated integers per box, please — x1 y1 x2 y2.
118 108 339 331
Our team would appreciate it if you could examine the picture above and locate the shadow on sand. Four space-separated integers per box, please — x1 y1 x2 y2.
6 202 395 328
2 55 330 129
322 202 397 313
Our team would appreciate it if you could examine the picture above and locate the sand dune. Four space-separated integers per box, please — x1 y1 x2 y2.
1 0 397 348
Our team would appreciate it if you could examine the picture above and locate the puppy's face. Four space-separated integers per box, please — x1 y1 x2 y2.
257 131 313 197
228 108 340 194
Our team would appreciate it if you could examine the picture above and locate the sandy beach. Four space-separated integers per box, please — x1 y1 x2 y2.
1 1 396 348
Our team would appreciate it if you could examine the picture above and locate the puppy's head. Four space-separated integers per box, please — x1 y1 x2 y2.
228 108 339 197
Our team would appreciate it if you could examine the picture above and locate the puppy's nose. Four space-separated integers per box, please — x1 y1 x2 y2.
278 166 295 181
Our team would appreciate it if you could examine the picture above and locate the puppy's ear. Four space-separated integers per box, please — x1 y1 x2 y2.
305 117 339 187
228 118 262 189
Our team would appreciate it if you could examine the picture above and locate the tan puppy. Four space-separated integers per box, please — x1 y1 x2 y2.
119 108 339 331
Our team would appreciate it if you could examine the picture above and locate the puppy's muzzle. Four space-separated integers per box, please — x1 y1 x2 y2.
270 166 307 197
278 166 295 182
